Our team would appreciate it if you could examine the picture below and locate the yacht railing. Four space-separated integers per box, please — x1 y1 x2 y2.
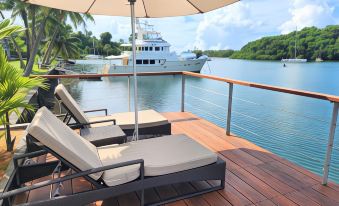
32 71 339 185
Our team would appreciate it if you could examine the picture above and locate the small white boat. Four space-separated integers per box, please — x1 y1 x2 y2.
107 20 208 73
281 58 307 63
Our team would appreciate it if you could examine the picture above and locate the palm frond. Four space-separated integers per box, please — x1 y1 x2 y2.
0 19 25 40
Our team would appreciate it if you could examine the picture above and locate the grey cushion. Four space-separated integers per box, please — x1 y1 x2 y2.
54 84 90 125
28 107 103 180
89 110 169 129
98 134 218 186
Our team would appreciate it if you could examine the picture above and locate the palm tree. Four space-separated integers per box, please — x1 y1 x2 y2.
42 10 94 66
0 19 47 151
50 25 81 62
0 0 32 60
23 7 51 76
0 1 94 75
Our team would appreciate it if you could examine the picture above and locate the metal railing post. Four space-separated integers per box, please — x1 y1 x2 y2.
128 76 131 112
226 83 233 136
322 102 339 185
181 74 185 112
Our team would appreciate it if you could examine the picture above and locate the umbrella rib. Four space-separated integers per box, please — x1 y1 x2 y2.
85 0 97 14
186 0 203 13
142 0 149 17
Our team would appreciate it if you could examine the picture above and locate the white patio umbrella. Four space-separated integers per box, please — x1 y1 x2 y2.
25 0 239 140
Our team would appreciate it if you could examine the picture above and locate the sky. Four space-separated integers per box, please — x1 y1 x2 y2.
3 0 339 52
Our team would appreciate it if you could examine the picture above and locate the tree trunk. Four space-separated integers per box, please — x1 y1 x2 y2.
51 47 61 63
21 10 31 62
10 36 25 69
24 13 50 77
31 9 36 44
5 112 14 152
42 28 59 65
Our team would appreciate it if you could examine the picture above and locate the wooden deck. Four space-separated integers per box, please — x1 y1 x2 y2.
13 112 339 206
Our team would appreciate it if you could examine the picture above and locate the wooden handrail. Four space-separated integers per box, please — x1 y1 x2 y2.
31 71 339 103
31 71 182 79
183 71 339 103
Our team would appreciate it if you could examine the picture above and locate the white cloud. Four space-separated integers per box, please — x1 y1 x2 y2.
279 0 336 34
193 2 257 50
192 0 288 50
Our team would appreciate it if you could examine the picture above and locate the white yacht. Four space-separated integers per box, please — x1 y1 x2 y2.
105 21 208 73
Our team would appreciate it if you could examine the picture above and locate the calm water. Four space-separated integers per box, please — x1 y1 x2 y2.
63 58 339 183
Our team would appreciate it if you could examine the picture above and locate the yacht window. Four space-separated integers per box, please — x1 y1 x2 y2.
155 47 160 51
161 47 164 51
145 47 149 51
142 47 145 51
150 47 153 51
143 59 149 64
136 60 142 64
158 60 161 63
150 60 155 64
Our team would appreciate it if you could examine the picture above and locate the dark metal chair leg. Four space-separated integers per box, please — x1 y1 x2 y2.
141 189 145 206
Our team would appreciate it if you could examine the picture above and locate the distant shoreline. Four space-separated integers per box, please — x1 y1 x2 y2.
207 57 339 62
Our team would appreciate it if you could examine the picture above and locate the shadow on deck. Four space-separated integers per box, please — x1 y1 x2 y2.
13 112 339 206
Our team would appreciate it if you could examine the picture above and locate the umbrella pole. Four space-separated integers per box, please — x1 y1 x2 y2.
129 0 139 141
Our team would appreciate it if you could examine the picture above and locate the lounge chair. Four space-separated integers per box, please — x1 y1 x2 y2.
54 84 171 136
0 107 225 206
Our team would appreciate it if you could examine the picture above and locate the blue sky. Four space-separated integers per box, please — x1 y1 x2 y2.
3 0 339 52
83 0 339 51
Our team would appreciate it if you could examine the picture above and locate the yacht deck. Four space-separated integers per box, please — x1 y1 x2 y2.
12 112 339 206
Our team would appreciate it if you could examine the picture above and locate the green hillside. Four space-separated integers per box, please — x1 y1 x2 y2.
229 25 339 61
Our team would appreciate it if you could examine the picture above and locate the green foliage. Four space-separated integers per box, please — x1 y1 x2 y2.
230 25 339 61
52 25 81 60
0 19 24 40
0 18 47 151
0 46 48 150
0 46 48 117
100 32 112 45
73 31 121 57
199 50 235 58
103 44 113 56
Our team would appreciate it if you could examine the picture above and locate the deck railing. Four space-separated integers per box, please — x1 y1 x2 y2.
33 71 339 185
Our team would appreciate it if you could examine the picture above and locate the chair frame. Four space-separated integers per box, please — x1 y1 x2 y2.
1 135 226 206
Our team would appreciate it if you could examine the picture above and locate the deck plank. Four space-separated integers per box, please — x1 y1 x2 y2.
226 171 267 204
269 195 298 206
218 182 252 206
285 191 321 206
244 165 295 194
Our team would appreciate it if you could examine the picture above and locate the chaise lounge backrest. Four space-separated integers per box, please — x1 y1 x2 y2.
54 84 90 125
28 107 103 180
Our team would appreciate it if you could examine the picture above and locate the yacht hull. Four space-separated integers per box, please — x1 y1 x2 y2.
108 59 207 73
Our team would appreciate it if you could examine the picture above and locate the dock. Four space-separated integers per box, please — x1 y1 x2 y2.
12 112 339 206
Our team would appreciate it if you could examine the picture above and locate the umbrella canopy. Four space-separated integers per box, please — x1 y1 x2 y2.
24 0 239 17
24 0 239 140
